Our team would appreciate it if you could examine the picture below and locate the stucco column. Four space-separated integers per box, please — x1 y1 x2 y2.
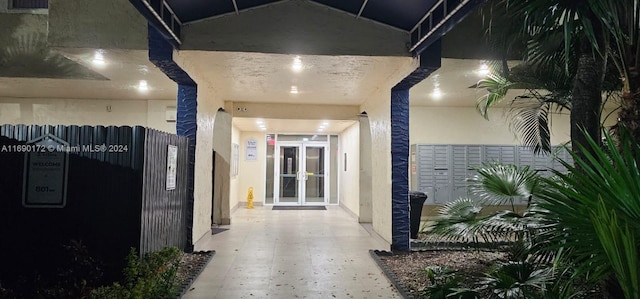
390 89 410 251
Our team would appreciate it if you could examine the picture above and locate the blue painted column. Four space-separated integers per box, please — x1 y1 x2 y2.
391 89 410 252
390 39 442 252
176 84 197 252
148 24 198 252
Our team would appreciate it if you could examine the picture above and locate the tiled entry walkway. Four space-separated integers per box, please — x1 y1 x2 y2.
183 206 401 299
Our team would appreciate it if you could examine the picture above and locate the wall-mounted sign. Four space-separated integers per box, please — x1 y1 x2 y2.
166 145 177 190
22 134 69 208
245 138 258 161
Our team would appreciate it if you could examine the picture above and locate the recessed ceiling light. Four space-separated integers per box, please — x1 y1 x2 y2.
292 56 303 72
431 87 442 100
256 120 263 124
290 86 299 94
92 51 105 66
261 127 267 131
302 138 309 141
322 122 329 125
478 63 490 76
317 128 324 132
137 80 149 92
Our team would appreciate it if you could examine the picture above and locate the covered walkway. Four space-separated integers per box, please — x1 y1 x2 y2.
184 206 400 298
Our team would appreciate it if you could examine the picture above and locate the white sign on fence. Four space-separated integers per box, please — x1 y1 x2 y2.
22 134 69 208
166 145 177 190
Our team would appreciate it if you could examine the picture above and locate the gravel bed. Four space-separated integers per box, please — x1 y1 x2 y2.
374 250 507 299
175 251 215 298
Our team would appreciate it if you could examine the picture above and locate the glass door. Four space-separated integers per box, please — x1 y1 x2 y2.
277 144 300 204
302 145 326 205
274 142 328 205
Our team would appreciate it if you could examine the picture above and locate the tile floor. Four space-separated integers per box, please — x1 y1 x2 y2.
182 205 401 299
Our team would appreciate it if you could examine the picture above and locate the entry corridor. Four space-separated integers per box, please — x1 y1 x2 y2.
183 206 401 299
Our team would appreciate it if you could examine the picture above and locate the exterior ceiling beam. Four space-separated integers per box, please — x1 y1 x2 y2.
129 0 183 47
231 0 239 15
356 0 368 19
409 0 486 56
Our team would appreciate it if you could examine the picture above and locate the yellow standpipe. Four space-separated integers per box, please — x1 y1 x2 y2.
246 187 254 209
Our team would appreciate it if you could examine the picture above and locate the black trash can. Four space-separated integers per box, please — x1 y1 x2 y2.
409 191 428 239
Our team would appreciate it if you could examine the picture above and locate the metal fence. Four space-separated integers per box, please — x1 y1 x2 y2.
140 128 189 254
0 124 189 282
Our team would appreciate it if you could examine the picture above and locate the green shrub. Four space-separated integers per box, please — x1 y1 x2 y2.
90 247 182 299
425 266 478 299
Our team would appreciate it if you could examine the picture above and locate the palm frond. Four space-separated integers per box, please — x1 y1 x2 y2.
507 98 552 154
533 126 640 292
467 163 539 208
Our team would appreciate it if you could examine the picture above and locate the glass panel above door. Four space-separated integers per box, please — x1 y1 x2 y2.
277 134 328 142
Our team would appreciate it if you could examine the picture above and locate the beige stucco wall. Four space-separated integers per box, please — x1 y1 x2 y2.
174 50 231 244
410 106 619 146
237 131 267 206
48 0 148 50
338 122 360 216
190 85 223 243
0 97 176 133
229 124 241 211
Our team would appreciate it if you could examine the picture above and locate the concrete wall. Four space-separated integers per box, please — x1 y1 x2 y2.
229 124 241 211
212 110 232 225
48 0 147 50
358 115 373 222
0 97 176 133
360 57 417 243
181 0 409 56
338 122 360 216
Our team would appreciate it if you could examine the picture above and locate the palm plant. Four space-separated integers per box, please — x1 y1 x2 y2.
532 127 640 299
476 0 631 157
428 163 541 247
478 261 553 299
592 1 640 140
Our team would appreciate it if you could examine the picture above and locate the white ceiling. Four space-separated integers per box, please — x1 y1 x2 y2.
176 51 412 105
0 49 507 132
411 58 496 107
0 49 178 101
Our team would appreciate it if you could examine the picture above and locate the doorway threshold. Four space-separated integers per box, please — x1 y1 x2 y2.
272 206 327 210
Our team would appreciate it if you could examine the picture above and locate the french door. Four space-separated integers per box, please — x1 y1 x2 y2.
274 142 328 205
